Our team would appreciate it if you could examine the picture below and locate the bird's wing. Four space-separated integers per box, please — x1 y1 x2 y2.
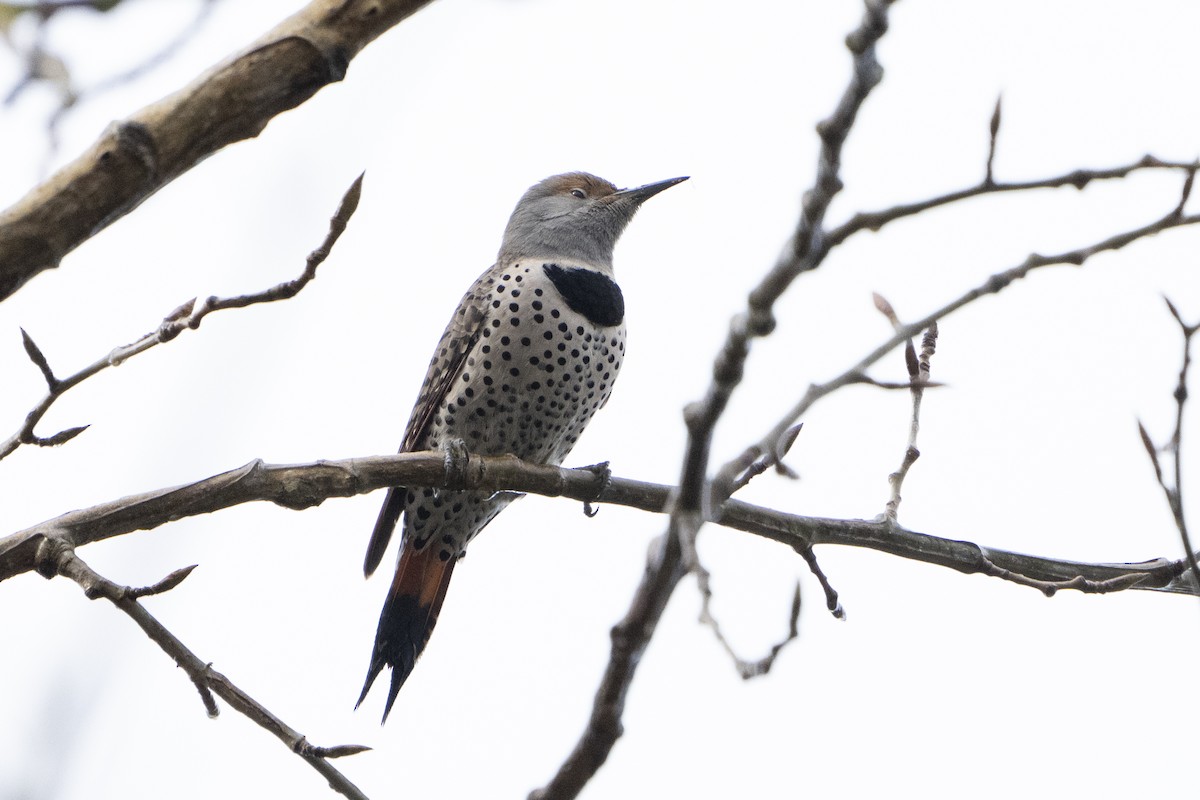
399 286 490 454
363 275 491 576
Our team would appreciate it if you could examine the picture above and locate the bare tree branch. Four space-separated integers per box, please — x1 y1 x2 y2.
675 0 896 520
1138 298 1200 600
700 578 804 680
1 451 1190 594
827 154 1199 247
677 508 804 678
876 292 937 522
718 176 1200 493
0 1 121 11
709 121 1200 516
984 94 1001 185
722 423 803 497
527 529 687 800
35 537 371 799
4 3 1195 798
794 543 844 617
19 325 58 387
3 0 225 170
976 554 1150 597
1 173 363 461
530 7 902 797
0 0 433 300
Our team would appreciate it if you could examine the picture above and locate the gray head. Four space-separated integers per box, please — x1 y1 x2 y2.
498 172 688 270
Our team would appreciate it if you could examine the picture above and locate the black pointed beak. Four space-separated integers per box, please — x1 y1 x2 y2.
614 176 689 206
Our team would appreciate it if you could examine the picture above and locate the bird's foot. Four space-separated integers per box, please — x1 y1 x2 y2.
441 438 470 488
580 461 611 518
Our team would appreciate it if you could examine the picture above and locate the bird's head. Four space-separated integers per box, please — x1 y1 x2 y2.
498 172 688 269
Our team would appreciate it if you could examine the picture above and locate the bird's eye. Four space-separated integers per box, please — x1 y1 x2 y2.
570 188 586 199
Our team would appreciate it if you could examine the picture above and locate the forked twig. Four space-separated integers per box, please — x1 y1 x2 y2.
1137 298 1200 596
33 536 370 798
1 174 363 462
718 170 1200 494
873 293 938 522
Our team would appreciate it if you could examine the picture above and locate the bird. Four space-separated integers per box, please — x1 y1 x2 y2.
357 171 687 721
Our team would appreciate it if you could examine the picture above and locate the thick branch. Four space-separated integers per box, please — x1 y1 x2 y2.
2 453 1190 595
0 0 434 300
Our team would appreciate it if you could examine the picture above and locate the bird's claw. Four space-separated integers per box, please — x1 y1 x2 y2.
580 461 612 517
442 438 470 488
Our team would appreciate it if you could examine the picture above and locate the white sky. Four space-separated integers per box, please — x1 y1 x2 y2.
2 0 1199 798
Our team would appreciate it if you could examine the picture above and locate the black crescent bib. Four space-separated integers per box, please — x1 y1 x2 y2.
542 263 625 327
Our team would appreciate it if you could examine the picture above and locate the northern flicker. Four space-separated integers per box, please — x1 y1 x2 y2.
358 171 687 721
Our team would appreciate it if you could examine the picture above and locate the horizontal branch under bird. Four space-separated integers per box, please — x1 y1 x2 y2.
0 451 1190 596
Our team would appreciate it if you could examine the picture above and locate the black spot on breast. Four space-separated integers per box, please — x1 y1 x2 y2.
543 264 624 327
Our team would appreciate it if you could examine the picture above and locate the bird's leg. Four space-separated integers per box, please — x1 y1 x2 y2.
441 437 470 489
579 461 612 518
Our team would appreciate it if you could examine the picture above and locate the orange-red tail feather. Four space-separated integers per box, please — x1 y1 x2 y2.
357 543 456 722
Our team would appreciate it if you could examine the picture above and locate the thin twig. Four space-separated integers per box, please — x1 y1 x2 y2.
794 545 845 618
0 1 114 11
34 537 370 799
977 554 1150 597
984 95 1002 185
699 580 803 680
876 292 938 522
1138 298 1200 596
827 154 1199 248
678 513 809 678
722 424 804 496
0 174 363 462
716 172 1200 493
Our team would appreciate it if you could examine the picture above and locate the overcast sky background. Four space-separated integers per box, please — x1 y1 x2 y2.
2 1 1199 798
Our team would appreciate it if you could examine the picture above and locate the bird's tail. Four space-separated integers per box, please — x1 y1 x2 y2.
356 542 456 722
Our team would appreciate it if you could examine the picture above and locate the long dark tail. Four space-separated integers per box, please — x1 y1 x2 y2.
363 486 405 578
357 542 456 723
